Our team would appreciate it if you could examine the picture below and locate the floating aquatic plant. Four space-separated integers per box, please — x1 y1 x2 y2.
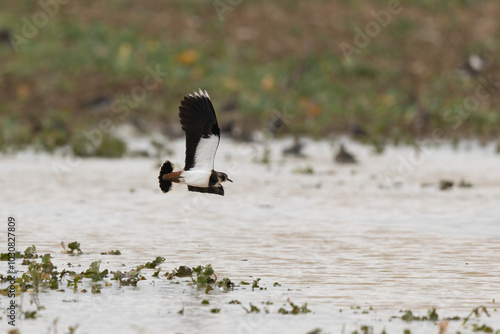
100 250 121 255
172 266 193 277
82 261 108 282
277 299 311 315
140 256 165 269
62 242 83 255
192 264 216 286
111 269 143 287
402 308 439 322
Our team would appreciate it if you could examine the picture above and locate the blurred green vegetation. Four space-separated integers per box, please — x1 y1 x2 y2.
0 0 499 156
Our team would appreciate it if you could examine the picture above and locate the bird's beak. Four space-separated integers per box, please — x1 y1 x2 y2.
228 178 233 182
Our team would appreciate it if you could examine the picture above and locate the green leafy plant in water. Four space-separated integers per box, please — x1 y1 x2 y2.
40 254 59 290
471 324 499 333
67 325 79 334
172 266 193 277
252 278 261 291
217 277 234 290
402 308 439 322
278 299 311 315
67 275 82 290
17 254 59 293
139 256 165 269
463 306 490 325
293 166 314 174
458 179 473 188
91 283 102 294
64 242 83 255
82 261 108 281
428 308 439 321
402 310 415 322
1 245 36 261
24 245 38 259
250 304 261 313
22 310 38 319
192 264 216 286
350 325 374 334
59 268 77 280
0 251 22 261
100 250 121 255
111 269 142 286
242 303 260 313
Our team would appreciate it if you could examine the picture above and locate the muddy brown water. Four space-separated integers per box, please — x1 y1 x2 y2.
1 139 499 333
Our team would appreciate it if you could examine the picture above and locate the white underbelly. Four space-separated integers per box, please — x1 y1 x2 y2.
182 170 211 187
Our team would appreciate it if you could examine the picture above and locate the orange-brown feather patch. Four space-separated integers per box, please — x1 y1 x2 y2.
162 171 183 183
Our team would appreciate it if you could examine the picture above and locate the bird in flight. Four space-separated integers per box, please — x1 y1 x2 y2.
159 89 232 196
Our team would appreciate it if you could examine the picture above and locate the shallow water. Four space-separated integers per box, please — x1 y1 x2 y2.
1 139 500 333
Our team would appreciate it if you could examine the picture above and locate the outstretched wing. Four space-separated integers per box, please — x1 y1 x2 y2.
179 89 220 171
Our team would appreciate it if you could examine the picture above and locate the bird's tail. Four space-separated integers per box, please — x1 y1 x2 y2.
159 160 184 193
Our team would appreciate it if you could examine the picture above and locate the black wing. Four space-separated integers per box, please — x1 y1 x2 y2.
187 185 224 196
179 89 220 171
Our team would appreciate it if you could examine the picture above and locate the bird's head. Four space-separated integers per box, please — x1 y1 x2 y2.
216 172 233 184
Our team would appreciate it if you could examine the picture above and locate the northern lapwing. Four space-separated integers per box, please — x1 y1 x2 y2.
459 54 485 78
159 89 232 196
334 144 357 164
283 137 305 157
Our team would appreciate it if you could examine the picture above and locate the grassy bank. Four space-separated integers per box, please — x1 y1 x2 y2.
0 0 499 155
